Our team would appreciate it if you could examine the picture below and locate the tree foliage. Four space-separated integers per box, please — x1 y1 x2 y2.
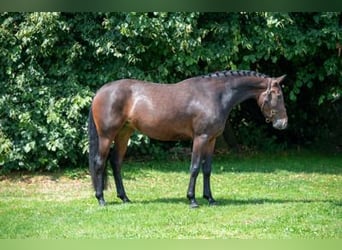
0 12 341 171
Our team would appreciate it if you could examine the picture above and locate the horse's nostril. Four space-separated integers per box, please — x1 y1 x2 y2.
283 119 288 128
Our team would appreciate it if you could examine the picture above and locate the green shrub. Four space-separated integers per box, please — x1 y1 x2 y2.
0 12 341 171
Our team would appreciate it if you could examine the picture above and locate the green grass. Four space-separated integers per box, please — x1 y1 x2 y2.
0 151 341 239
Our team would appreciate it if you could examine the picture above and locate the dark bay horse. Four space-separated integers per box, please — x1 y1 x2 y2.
88 70 288 208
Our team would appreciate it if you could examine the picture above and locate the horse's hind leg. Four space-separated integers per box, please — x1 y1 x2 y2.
94 137 112 206
109 127 134 203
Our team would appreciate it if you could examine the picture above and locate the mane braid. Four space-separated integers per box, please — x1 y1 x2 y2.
201 70 269 79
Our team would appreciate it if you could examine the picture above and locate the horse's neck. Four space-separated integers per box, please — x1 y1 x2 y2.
223 77 267 112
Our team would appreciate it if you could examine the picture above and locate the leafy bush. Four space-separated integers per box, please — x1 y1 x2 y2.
0 12 341 171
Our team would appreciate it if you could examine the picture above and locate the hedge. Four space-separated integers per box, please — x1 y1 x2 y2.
0 12 341 171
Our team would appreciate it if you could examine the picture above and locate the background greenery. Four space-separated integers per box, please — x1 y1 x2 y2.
0 12 341 171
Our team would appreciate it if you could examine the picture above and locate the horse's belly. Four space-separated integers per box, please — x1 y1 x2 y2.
150 126 193 141
129 118 193 141
127 92 193 140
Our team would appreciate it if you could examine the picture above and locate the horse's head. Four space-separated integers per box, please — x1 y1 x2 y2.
258 75 288 130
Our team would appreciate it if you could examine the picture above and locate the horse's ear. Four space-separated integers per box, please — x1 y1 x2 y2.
275 75 286 84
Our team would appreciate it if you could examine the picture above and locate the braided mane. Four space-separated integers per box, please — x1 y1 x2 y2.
201 70 269 79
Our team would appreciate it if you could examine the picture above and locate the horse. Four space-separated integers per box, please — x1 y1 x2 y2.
88 70 288 208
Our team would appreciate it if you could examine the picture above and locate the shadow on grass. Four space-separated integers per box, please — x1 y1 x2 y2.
106 197 342 207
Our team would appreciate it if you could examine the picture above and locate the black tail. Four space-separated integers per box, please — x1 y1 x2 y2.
88 107 107 190
88 107 98 189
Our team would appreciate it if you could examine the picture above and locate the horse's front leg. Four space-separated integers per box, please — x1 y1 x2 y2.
202 139 217 206
187 135 211 208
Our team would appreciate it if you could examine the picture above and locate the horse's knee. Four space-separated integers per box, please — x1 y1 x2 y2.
202 157 213 175
190 165 200 177
202 166 212 176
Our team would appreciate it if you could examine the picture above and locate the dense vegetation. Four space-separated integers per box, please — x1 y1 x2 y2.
0 12 341 171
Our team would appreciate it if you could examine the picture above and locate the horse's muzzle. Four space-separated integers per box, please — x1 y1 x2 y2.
272 118 288 130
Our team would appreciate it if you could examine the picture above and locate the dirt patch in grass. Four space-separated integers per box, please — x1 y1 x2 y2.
0 171 92 202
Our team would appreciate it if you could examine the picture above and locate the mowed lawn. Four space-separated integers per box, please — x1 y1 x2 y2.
0 151 341 239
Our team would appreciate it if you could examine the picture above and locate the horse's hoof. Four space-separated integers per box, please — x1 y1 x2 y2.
98 200 106 206
208 200 217 206
207 197 217 206
123 198 131 203
119 195 131 203
189 200 199 209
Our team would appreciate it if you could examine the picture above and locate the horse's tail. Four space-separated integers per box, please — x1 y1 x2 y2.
88 106 108 190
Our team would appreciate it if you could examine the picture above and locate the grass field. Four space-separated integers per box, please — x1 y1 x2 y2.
0 151 341 239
